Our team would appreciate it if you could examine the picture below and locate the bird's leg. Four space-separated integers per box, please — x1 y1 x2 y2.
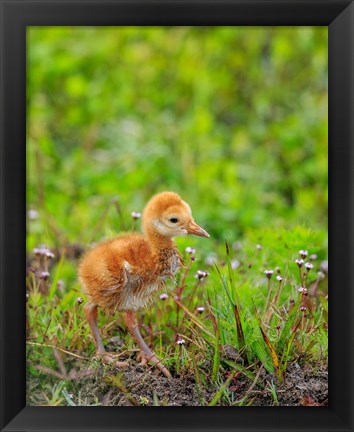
84 302 105 353
84 302 128 367
123 311 172 379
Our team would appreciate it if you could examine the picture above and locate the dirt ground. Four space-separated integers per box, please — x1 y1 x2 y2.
252 363 328 406
77 365 215 406
34 360 326 407
27 339 328 406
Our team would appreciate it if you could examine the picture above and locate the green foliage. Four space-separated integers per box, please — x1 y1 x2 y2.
27 26 327 246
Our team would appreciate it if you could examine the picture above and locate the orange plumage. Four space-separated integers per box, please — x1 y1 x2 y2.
78 191 209 378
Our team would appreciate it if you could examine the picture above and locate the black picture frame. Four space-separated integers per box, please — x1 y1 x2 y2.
1 1 353 431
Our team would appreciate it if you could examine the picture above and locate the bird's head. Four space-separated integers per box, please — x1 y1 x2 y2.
142 192 210 240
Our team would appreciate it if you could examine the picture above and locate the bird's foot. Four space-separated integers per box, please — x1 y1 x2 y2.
137 353 148 367
139 351 172 379
95 352 129 368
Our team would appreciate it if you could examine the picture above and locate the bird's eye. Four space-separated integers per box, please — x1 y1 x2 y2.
169 217 178 224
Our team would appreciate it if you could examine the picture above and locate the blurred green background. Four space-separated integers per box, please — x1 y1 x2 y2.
27 26 328 249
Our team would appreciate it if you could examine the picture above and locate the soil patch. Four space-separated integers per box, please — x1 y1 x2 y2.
27 359 327 406
78 361 327 406
252 363 328 406
77 364 215 406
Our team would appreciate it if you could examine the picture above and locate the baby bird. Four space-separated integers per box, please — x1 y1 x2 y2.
79 192 209 378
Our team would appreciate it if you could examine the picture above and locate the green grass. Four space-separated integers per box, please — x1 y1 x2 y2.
26 221 328 406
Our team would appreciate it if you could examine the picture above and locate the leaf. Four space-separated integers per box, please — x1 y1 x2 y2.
259 326 280 380
280 316 302 378
233 304 248 366
208 372 236 406
277 294 302 355
214 263 233 307
253 302 280 379
221 359 259 384
104 373 139 406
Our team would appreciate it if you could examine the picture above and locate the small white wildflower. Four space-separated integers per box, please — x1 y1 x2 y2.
295 259 305 267
298 287 305 293
36 245 53 256
300 306 307 312
77 297 83 304
131 211 141 220
39 271 50 280
159 293 168 300
68 393 74 399
185 247 196 254
276 275 283 282
231 260 240 270
305 262 313 270
46 251 55 259
28 209 39 220
256 244 263 250
299 250 308 258
264 270 274 279
34 247 49 256
196 306 205 313
176 339 185 345
195 270 209 280
309 254 317 261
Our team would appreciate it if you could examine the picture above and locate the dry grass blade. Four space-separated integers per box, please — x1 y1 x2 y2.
221 359 259 383
264 279 284 325
173 298 215 339
52 348 67 376
27 341 89 360
259 326 280 380
246 365 264 395
208 370 238 406
67 369 97 379
34 365 67 380
34 364 96 381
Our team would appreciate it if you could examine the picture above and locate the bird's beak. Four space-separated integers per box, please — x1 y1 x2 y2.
187 221 210 238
